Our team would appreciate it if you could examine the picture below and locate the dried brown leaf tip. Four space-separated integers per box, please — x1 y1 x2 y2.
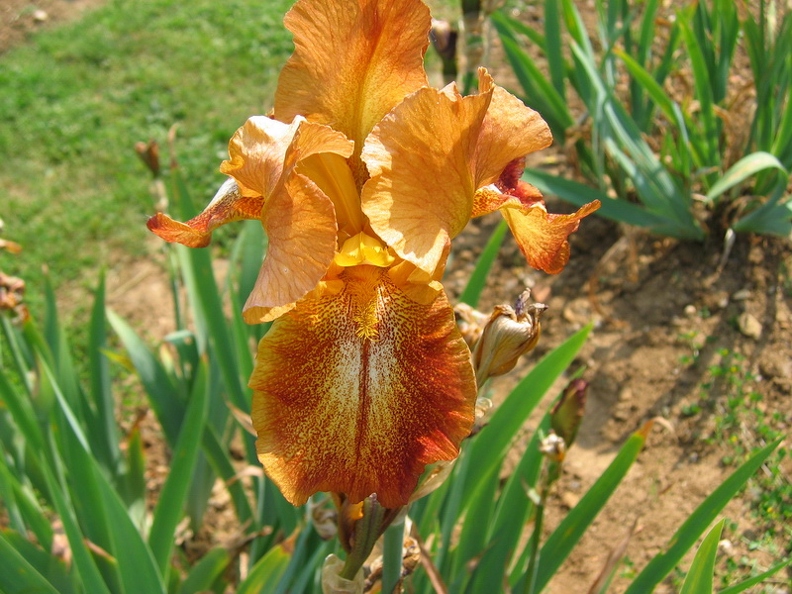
0 230 29 324
135 139 161 177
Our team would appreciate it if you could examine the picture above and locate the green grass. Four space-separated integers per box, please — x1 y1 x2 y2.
0 0 294 320
683 349 792 584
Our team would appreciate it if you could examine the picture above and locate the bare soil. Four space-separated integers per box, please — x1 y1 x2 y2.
449 212 792 593
4 2 791 592
0 0 101 54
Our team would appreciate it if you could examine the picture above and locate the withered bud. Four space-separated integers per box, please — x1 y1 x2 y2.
310 500 338 540
321 554 364 594
429 19 458 62
538 431 566 463
135 139 161 177
0 271 29 324
363 529 421 592
0 238 22 254
402 534 421 576
409 459 456 503
454 302 489 348
471 290 547 385
551 379 587 449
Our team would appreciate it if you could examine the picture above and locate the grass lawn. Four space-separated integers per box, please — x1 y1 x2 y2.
1 0 294 320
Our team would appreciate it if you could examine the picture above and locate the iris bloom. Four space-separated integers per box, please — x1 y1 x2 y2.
148 0 598 509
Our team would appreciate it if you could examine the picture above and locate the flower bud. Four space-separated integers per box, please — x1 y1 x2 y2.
471 290 547 384
551 379 587 449
538 431 566 463
134 139 161 177
454 302 488 348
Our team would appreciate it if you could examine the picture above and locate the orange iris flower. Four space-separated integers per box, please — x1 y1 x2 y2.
147 0 599 509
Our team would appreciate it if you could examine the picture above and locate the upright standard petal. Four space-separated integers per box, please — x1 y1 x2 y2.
220 116 353 197
361 85 492 275
250 266 477 508
362 70 557 277
220 116 304 198
274 0 430 153
471 71 553 189
150 116 354 320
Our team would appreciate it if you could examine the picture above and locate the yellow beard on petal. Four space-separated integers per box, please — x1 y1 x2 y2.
334 232 396 268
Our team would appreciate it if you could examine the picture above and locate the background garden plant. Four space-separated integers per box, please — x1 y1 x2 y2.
493 0 792 241
1 0 790 591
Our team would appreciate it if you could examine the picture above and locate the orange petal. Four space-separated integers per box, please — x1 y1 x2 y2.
250 265 476 508
149 117 351 253
274 0 430 151
147 179 264 247
471 158 545 218
501 201 601 274
242 173 339 323
472 70 553 189
221 116 352 198
361 85 492 275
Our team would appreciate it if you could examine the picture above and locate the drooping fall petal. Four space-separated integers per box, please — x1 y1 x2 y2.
242 173 339 322
250 266 477 508
274 0 430 155
500 200 601 274
473 155 601 275
147 179 264 248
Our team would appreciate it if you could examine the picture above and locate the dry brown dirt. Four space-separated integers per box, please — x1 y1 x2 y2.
3 1 791 593
449 212 792 593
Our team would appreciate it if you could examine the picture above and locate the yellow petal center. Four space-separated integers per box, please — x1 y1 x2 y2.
334 232 395 268
297 152 364 240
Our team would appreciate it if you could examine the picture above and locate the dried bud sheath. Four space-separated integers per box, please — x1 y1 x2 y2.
471 290 547 385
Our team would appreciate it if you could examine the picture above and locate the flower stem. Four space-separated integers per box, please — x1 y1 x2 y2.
381 520 405 593
340 495 386 580
523 487 546 594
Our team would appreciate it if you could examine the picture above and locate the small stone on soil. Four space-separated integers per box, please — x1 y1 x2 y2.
737 312 762 339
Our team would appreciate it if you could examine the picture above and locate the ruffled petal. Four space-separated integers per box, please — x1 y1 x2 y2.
250 265 477 508
242 173 339 323
147 179 263 248
221 116 353 198
471 158 545 217
220 116 301 198
472 70 553 189
148 117 352 255
500 200 601 274
361 85 492 275
274 0 430 152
